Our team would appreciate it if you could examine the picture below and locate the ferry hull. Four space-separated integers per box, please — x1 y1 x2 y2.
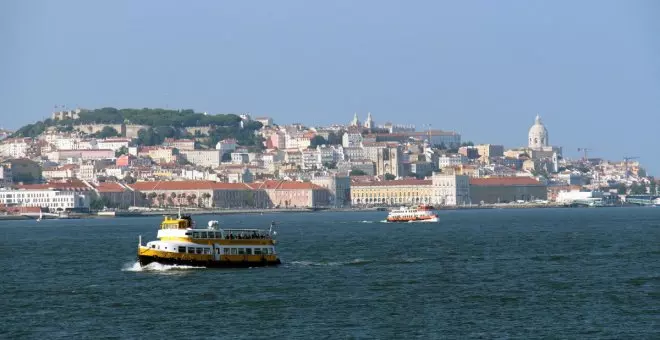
386 216 439 223
138 255 281 268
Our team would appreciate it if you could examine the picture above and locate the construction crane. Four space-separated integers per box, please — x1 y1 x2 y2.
577 147 592 160
623 156 639 180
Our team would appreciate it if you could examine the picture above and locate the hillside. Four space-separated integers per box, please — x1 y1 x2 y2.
12 107 264 148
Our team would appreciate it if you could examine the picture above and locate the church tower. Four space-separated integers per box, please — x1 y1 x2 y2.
364 112 374 129
350 112 361 127
528 114 549 149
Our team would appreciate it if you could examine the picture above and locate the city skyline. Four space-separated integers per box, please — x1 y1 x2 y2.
2 1 659 172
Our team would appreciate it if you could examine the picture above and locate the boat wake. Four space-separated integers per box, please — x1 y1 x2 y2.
359 220 374 224
121 261 203 272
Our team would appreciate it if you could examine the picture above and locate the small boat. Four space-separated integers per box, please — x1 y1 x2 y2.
386 205 439 223
36 210 42 222
137 212 281 268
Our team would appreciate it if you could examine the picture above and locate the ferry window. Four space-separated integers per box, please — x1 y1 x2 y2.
238 248 245 255
254 248 262 255
268 248 274 254
246 248 252 255
187 248 195 254
262 248 269 254
201 232 208 238
178 246 186 253
215 248 220 254
196 248 202 254
185 232 191 236
193 232 200 238
203 248 211 255
151 245 155 249
231 248 238 255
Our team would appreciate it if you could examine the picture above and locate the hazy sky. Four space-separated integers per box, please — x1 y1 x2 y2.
2 1 659 173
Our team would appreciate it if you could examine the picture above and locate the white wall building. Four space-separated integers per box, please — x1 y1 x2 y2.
98 138 131 151
342 131 363 148
0 139 30 158
431 173 470 206
0 189 91 212
438 154 469 168
179 150 222 167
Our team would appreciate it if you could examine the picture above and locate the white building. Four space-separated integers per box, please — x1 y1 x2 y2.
0 165 13 187
438 154 469 168
178 150 222 167
342 131 363 148
301 149 318 170
0 189 91 212
231 152 249 164
312 175 351 208
431 173 470 206
0 138 30 158
98 138 131 151
215 139 237 155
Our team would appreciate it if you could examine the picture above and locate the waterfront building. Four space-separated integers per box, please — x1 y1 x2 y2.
351 179 433 206
312 174 351 208
431 173 470 206
0 180 92 212
469 177 547 204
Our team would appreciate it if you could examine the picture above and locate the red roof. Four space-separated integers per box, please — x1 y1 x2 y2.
95 182 126 193
129 181 250 191
470 177 543 186
15 180 90 191
353 179 432 187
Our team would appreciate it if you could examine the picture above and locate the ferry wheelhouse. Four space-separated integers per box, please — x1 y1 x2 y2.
386 205 439 223
137 213 281 268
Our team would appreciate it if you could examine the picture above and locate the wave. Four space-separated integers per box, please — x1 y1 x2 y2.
360 220 374 224
393 257 426 264
289 258 372 267
121 261 203 272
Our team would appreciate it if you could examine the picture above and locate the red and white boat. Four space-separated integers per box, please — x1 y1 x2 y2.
386 205 439 223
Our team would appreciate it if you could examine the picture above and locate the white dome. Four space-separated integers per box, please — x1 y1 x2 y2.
528 115 548 149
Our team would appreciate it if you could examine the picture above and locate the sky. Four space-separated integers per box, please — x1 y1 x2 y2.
2 0 659 173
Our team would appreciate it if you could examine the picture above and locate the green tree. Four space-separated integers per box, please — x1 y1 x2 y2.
327 131 343 145
309 135 328 148
384 173 396 180
96 126 120 138
349 169 367 176
115 146 128 158
630 183 647 195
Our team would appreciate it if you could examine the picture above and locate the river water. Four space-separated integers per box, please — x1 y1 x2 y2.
2 207 659 339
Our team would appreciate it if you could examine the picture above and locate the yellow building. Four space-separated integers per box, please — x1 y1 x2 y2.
351 179 433 206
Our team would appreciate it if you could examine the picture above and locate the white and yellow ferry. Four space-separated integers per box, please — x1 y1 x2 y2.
386 205 439 223
137 213 281 268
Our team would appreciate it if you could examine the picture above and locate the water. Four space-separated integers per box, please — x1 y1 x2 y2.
2 207 660 339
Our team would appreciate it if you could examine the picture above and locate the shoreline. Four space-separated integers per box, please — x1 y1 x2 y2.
0 203 645 221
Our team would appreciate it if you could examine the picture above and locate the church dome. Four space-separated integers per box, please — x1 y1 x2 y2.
528 114 548 149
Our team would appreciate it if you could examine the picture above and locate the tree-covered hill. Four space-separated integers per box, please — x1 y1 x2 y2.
11 107 264 149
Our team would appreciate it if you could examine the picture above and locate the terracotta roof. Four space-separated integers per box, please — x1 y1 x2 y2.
353 179 432 187
15 180 91 191
470 177 543 186
95 182 126 193
129 181 250 191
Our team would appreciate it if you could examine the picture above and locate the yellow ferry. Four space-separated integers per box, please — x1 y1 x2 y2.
137 212 281 268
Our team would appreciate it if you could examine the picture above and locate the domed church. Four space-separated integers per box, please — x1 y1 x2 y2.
528 114 549 150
